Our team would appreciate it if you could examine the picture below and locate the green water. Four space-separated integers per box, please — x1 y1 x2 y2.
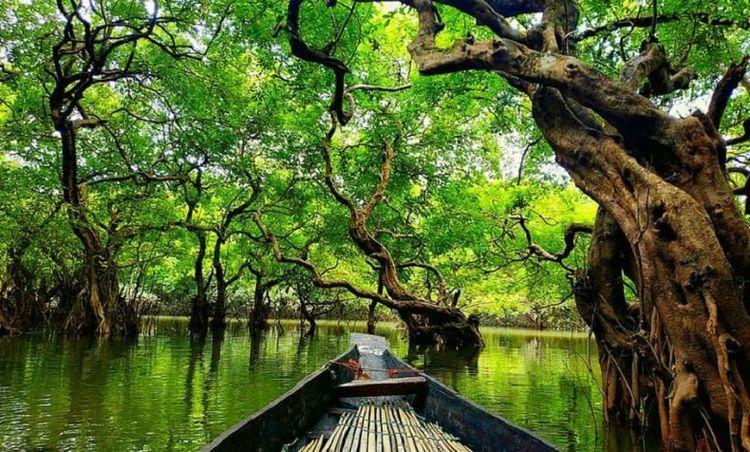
0 318 654 451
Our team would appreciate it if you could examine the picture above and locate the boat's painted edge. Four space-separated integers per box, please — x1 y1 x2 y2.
201 346 357 452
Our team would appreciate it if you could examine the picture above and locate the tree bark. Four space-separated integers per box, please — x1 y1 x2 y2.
534 86 750 451
56 120 136 337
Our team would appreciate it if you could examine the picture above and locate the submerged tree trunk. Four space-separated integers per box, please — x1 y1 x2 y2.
56 121 136 337
210 240 228 335
0 247 43 333
248 282 268 330
254 131 483 348
189 231 210 339
298 292 318 337
322 122 482 348
299 298 317 337
366 300 377 334
209 182 260 336
248 276 278 331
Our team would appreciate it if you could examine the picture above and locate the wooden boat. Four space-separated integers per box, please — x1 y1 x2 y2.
204 333 557 452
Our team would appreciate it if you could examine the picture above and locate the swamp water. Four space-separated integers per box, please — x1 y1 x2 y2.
0 318 657 451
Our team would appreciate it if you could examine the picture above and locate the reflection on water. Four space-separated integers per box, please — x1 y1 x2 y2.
0 318 656 451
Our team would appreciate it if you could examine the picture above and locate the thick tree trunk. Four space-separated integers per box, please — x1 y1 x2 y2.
574 209 646 425
57 121 136 337
534 88 750 451
211 282 227 334
188 232 210 339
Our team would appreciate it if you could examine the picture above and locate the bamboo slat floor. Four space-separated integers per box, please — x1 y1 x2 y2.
298 402 472 452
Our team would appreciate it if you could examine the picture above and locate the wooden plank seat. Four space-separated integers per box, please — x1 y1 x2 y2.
299 402 472 452
335 377 428 398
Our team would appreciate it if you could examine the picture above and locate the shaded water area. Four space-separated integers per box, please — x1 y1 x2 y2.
0 318 656 451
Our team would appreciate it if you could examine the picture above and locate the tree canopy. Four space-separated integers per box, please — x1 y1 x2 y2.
0 0 617 333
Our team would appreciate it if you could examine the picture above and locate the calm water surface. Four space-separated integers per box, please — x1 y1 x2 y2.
0 318 654 451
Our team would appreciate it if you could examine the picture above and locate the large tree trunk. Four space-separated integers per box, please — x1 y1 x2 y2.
188 231 210 339
534 88 750 451
56 121 136 337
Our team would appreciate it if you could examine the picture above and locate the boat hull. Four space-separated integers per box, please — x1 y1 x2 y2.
204 334 557 451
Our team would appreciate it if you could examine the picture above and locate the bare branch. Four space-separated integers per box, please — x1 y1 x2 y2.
360 141 394 220
621 41 695 96
513 214 593 274
346 83 413 93
397 261 447 300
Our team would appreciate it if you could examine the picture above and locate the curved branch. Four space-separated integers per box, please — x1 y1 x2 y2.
515 214 593 273
360 141 394 220
404 4 672 148
320 114 357 216
346 83 413 93
433 0 527 42
622 41 695 96
516 136 541 184
397 261 447 299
